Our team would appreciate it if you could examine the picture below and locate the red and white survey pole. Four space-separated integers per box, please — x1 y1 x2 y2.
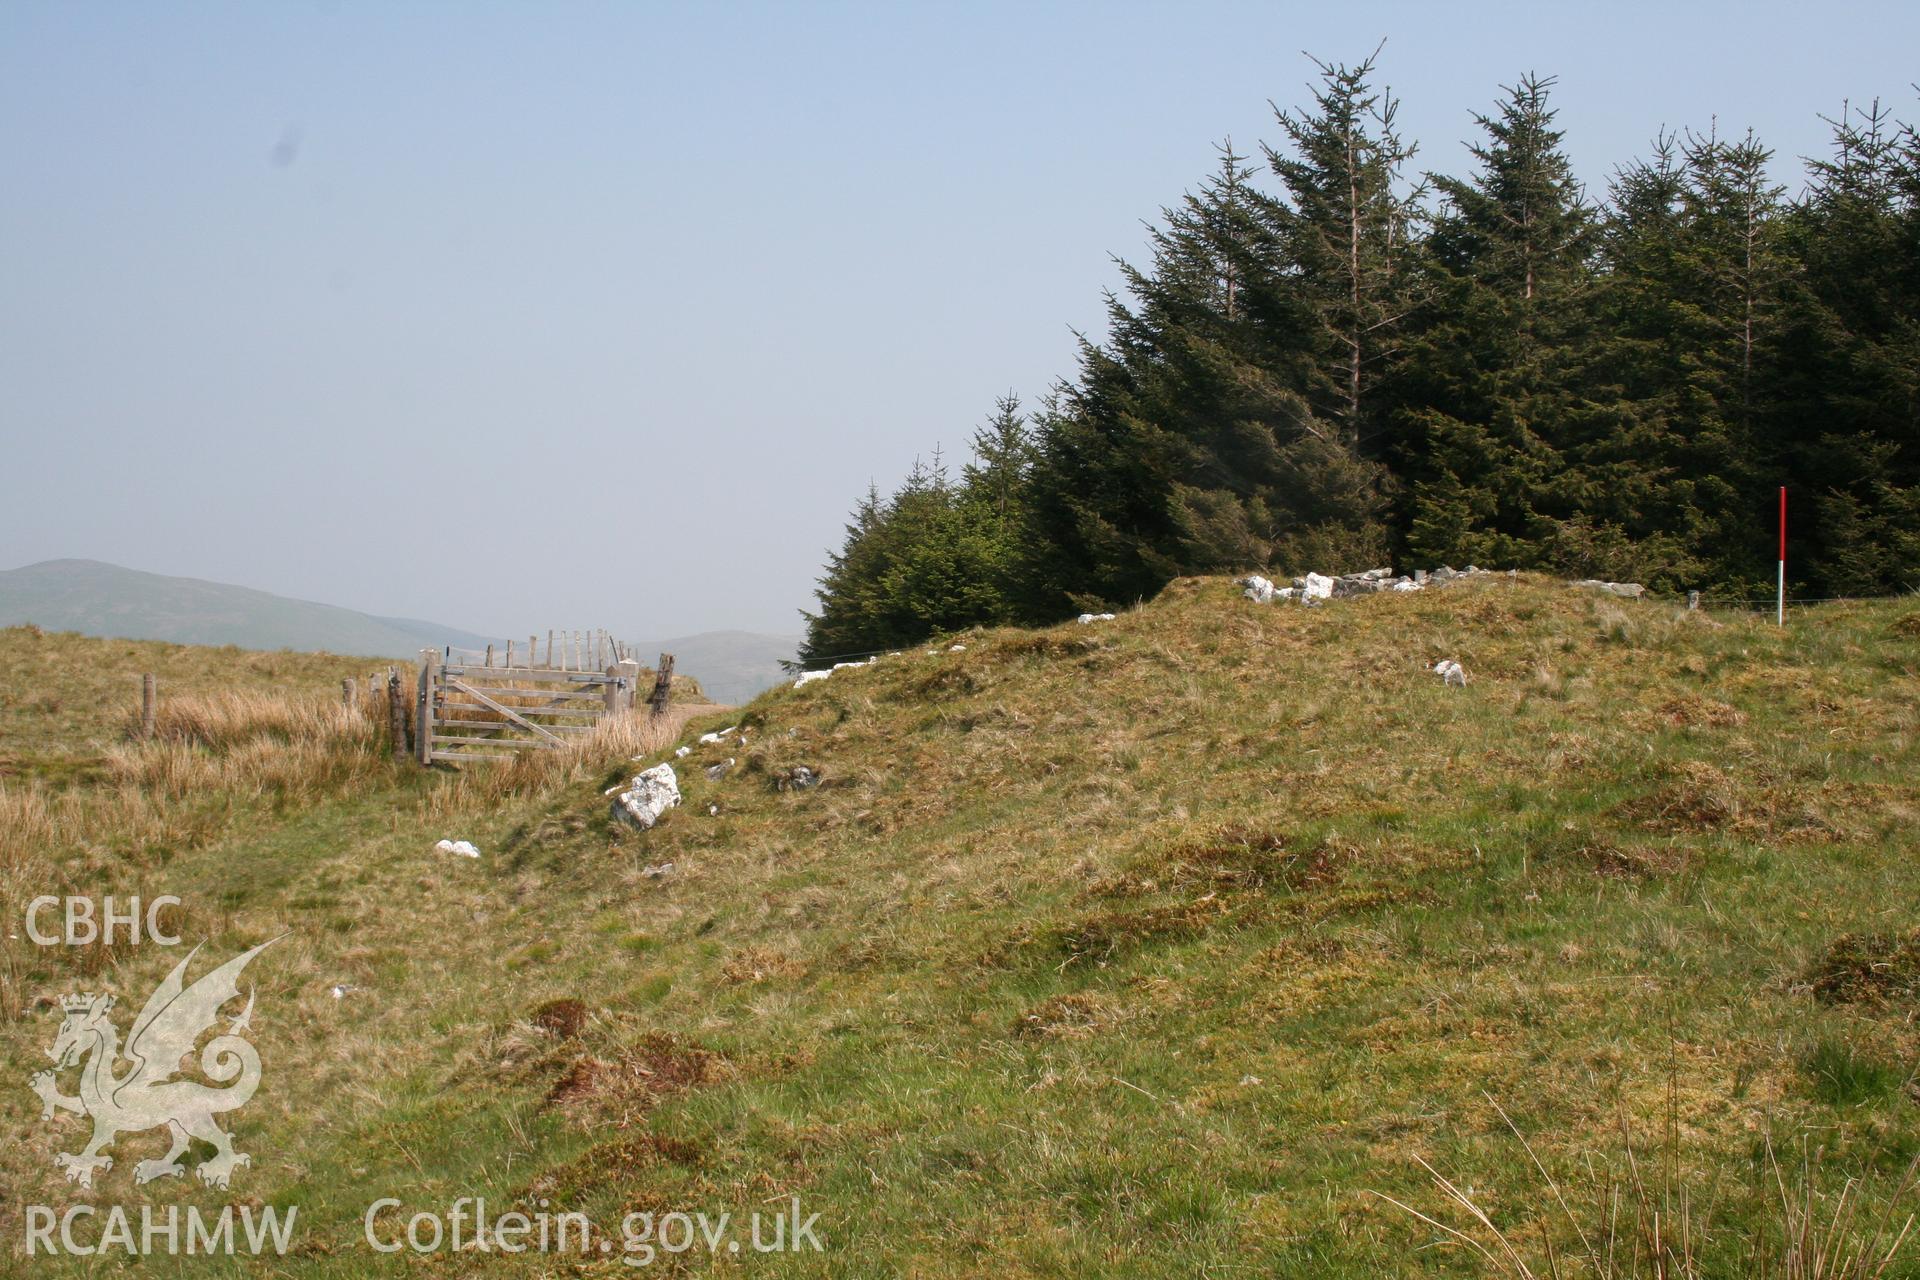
1777 486 1787 626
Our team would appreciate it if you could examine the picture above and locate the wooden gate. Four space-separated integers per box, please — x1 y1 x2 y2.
416 648 642 764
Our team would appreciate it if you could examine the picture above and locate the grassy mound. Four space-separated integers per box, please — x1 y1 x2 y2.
4 577 1919 1275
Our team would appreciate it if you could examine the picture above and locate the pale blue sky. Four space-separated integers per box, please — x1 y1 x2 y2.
3 2 1915 637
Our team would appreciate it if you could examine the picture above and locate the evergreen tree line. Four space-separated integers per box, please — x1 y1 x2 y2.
801 55 1920 666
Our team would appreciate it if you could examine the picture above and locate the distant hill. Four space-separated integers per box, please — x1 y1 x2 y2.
0 559 499 658
627 629 799 706
0 559 799 704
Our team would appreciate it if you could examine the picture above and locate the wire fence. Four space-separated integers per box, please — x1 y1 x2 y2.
1648 590 1917 615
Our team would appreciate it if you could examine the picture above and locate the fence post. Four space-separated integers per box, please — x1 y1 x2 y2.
529 636 537 669
341 679 355 711
648 653 674 718
416 649 438 765
387 671 408 760
546 630 554 668
603 661 621 718
141 673 157 740
612 660 642 716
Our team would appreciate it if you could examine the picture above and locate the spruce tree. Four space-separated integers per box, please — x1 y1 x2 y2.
799 483 893 665
964 394 1037 520
1264 49 1426 454
1021 142 1318 611
1768 101 1920 594
1396 74 1595 569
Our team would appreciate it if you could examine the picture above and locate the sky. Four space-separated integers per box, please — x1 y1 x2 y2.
2 1 1916 639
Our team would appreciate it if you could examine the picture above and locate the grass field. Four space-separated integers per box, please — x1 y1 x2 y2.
3 579 1919 1276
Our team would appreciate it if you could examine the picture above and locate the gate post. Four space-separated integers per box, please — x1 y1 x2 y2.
387 670 409 760
648 654 675 718
611 660 642 716
417 649 438 765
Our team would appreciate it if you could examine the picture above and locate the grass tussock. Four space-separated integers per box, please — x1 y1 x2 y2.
136 687 380 749
109 693 388 801
1376 1103 1920 1279
1810 930 1920 1005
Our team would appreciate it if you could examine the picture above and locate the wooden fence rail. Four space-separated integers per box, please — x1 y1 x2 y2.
443 628 631 674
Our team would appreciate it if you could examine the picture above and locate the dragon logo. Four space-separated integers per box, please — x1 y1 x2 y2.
28 938 279 1190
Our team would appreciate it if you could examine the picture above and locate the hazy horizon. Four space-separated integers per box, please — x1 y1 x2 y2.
4 1 1915 637
0 555 801 644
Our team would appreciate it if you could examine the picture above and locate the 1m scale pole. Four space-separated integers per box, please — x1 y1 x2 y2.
1777 486 1787 627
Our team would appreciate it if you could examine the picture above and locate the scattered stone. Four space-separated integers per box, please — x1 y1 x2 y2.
1430 659 1467 687
697 727 738 745
1077 612 1117 624
675 745 692 757
797 657 879 688
1574 579 1646 599
1242 563 1506 608
329 984 355 1000
948 644 967 653
1332 574 1388 598
775 766 820 792
705 758 735 782
434 839 480 858
641 862 675 879
612 764 682 830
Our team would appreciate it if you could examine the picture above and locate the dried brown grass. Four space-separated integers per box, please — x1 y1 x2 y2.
420 704 707 818
101 690 390 807
1374 1100 1920 1279
136 688 381 749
